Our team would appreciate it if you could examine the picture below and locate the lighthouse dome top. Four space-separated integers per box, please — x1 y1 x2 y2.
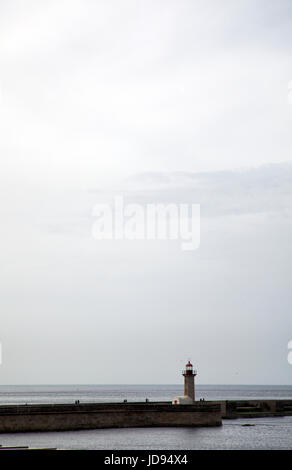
186 361 193 367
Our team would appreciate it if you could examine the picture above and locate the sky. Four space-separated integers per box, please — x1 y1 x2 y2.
0 0 292 385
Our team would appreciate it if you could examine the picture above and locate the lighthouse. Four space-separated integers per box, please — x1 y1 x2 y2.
172 360 197 405
182 360 197 401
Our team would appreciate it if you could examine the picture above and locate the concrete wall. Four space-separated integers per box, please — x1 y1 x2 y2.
0 402 222 433
207 400 292 418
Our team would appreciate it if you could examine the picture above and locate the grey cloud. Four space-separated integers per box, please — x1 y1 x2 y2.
93 162 292 218
42 162 292 236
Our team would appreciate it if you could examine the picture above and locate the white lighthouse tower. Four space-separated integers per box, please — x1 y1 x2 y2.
172 360 197 405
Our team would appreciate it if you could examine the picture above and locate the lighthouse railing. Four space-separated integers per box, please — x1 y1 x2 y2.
182 369 197 375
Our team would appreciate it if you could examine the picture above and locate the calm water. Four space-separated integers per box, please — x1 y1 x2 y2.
0 384 291 450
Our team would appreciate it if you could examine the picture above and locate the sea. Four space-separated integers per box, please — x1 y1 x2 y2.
0 384 292 450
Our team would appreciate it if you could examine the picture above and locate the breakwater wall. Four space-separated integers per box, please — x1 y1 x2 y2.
1 399 291 433
208 399 292 418
0 402 221 433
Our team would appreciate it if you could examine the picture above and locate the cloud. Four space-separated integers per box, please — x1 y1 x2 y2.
13 161 290 239
0 0 292 189
109 162 292 218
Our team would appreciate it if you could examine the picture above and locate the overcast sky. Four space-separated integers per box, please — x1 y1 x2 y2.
0 0 292 385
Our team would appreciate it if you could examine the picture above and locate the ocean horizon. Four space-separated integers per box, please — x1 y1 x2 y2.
1 384 292 405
